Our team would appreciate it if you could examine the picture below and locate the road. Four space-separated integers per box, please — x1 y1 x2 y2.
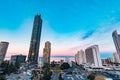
62 73 86 80
6 73 32 80
51 72 60 80
61 62 88 80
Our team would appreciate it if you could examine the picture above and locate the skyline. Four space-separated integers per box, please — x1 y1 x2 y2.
0 0 120 58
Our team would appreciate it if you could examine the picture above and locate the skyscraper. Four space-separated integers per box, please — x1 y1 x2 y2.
75 50 86 65
85 45 102 67
43 41 51 64
112 30 120 54
28 14 42 64
0 41 9 64
113 52 120 63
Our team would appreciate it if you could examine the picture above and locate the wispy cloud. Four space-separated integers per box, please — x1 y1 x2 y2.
82 29 95 40
66 17 120 55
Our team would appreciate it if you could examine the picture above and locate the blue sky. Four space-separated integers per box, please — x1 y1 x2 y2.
0 0 120 58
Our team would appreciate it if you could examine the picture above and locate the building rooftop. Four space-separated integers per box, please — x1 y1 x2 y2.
0 41 9 44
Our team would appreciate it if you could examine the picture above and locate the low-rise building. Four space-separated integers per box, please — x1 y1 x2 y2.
102 58 114 66
11 54 26 65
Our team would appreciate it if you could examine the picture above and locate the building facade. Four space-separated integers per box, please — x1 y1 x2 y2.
38 57 44 68
43 41 51 64
102 58 114 66
75 50 86 65
85 45 102 67
113 52 120 63
28 14 42 64
112 30 120 54
11 54 26 65
0 41 9 64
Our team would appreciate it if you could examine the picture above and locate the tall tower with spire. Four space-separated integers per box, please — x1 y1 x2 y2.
28 14 42 65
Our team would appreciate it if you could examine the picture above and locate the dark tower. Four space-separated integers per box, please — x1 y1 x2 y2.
28 14 42 65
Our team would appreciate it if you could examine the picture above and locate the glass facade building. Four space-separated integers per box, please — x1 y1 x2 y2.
28 14 42 64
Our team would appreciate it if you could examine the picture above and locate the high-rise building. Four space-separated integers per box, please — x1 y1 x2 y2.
85 45 102 67
112 30 120 54
113 52 120 63
75 50 86 65
43 41 51 64
28 14 42 64
0 41 9 64
11 54 26 65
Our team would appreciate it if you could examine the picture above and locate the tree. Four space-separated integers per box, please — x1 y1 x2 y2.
43 63 50 69
42 67 52 80
0 61 18 75
39 77 44 80
32 70 38 77
15 62 20 69
3 63 17 74
40 63 52 80
51 61 55 67
59 74 63 80
0 75 6 80
60 63 70 70
87 73 96 80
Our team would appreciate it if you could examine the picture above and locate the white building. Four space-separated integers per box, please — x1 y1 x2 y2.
0 41 9 64
38 57 44 68
113 52 120 63
85 45 102 67
75 50 86 65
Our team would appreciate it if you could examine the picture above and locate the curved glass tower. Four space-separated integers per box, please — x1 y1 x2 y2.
28 14 42 65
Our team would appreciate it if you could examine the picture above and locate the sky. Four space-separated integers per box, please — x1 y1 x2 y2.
0 0 120 59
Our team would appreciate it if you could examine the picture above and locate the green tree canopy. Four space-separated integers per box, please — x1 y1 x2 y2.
60 63 70 70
